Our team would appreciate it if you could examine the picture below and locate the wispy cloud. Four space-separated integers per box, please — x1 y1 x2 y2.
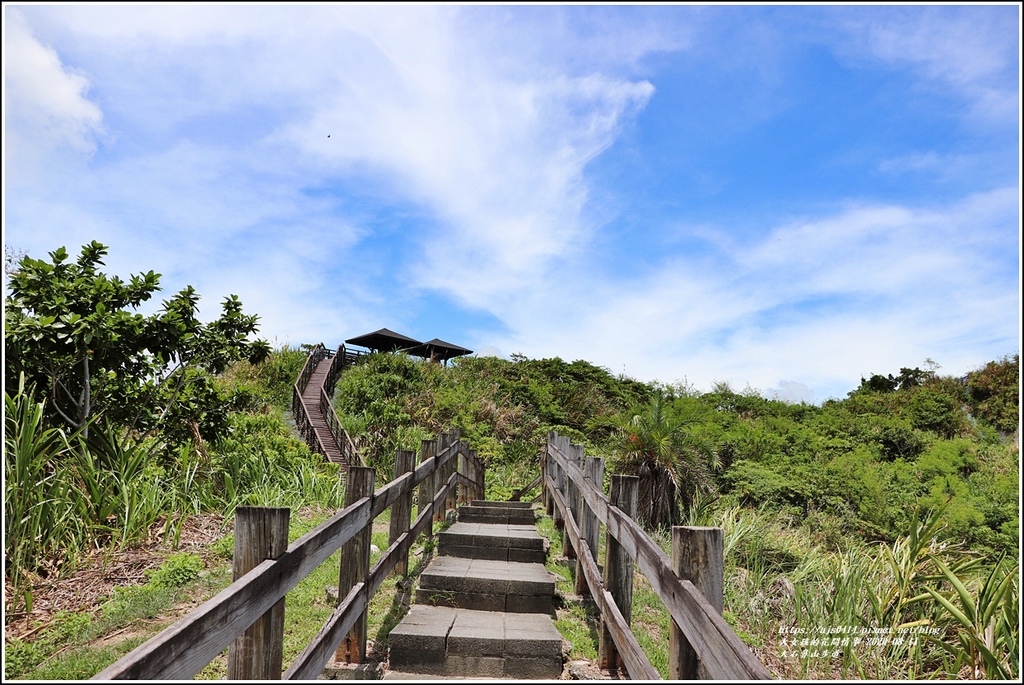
3 8 103 178
487 186 1019 401
828 5 1018 122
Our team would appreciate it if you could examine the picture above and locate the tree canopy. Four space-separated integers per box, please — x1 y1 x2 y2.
4 241 270 446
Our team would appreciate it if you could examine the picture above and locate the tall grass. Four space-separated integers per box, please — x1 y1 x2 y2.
5 382 347 613
716 503 1020 679
4 378 83 604
536 498 1019 680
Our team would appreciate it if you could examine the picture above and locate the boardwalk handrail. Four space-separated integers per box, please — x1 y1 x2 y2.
93 431 485 680
544 432 772 681
292 343 334 457
291 343 364 465
319 344 361 465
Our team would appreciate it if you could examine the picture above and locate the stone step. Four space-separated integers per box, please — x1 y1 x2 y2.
416 557 554 614
438 522 548 563
458 500 537 525
470 500 534 509
388 605 563 679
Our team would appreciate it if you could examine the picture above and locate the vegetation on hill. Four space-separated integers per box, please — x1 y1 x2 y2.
4 241 1018 679
330 350 1018 678
4 244 339 608
334 350 1018 556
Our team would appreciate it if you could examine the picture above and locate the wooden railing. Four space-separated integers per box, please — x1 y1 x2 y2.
93 430 484 680
320 345 362 465
543 431 772 680
292 343 334 457
291 343 364 465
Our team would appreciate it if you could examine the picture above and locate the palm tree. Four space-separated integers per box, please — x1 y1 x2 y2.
603 391 719 529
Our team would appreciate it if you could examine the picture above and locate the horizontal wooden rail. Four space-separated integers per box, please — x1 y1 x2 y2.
546 435 771 680
547 473 659 680
286 467 463 679
509 471 543 502
94 431 484 681
93 495 373 680
292 343 334 459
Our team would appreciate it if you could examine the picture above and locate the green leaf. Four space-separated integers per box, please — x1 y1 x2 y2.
926 587 973 632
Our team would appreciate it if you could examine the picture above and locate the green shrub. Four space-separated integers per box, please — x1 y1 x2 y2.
910 388 966 439
967 354 1019 434
148 553 204 589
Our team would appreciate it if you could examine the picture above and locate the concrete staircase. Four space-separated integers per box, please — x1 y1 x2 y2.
387 501 564 679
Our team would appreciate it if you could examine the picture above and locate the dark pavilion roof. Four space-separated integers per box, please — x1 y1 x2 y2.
344 328 422 352
402 338 473 362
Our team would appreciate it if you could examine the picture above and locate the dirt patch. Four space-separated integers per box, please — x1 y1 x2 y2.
4 513 230 642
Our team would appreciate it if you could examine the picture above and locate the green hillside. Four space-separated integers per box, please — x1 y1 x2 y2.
333 350 1018 556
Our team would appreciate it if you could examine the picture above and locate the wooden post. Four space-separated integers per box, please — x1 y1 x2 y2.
473 449 484 501
228 506 290 679
542 441 552 515
460 444 476 505
550 438 564 531
417 439 437 541
456 448 465 505
446 430 459 515
435 432 452 523
336 467 375 664
599 475 638 670
575 456 604 596
390 450 416 577
669 526 724 680
561 440 582 559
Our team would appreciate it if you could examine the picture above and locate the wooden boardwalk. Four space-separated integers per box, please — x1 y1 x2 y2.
292 344 365 470
300 355 348 466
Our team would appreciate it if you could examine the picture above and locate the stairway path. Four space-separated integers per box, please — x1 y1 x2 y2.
386 501 564 680
300 356 348 466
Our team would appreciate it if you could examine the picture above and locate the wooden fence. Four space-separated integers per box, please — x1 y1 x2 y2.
93 430 484 680
319 344 362 462
291 343 362 465
543 431 772 680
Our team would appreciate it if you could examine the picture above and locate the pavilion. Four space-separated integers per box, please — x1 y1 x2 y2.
401 338 473 364
344 328 422 353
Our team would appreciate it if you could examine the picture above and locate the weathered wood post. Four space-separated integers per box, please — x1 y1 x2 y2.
336 467 375 664
473 449 485 501
575 455 604 596
417 438 437 542
541 442 552 515
434 432 453 523
549 434 564 531
446 430 460 515
599 475 638 670
228 506 290 679
457 444 473 505
458 446 466 505
562 440 583 560
670 526 724 680
390 450 416 577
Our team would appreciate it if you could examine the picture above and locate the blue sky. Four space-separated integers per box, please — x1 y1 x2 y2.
3 4 1020 404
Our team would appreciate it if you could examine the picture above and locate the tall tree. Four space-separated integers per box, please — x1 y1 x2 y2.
602 391 719 529
4 241 270 445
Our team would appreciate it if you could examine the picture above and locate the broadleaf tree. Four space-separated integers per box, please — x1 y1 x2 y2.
4 241 271 446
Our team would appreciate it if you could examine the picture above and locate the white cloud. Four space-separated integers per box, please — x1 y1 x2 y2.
831 5 1018 122
484 187 1019 401
6 6 663 339
276 25 656 309
4 6 1015 406
3 8 104 174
